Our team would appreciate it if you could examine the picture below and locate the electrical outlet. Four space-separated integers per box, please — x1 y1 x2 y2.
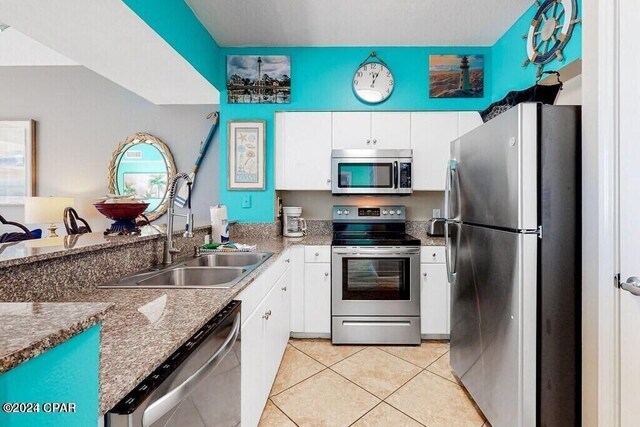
241 194 251 208
433 208 442 218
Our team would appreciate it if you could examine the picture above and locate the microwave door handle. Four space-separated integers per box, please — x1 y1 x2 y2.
141 314 241 427
393 161 398 188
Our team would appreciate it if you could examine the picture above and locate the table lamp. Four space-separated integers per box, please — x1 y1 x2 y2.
24 196 74 238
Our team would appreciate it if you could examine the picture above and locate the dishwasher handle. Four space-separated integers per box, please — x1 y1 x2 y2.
141 314 241 427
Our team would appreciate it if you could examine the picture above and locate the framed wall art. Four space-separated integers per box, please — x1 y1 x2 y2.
227 120 266 190
429 54 484 98
227 55 291 104
0 120 36 206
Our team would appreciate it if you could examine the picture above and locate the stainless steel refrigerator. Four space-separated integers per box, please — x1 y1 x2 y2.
445 104 581 427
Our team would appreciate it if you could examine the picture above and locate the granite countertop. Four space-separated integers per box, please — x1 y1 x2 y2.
7 232 440 414
0 302 113 374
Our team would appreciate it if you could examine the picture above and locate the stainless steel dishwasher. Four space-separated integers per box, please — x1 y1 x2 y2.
106 301 241 427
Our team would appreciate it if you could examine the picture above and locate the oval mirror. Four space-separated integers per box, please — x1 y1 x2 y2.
108 133 176 222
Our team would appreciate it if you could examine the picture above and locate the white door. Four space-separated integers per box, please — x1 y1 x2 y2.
304 263 332 334
332 112 372 149
420 263 449 335
619 0 640 423
410 112 459 190
276 112 333 190
371 112 411 149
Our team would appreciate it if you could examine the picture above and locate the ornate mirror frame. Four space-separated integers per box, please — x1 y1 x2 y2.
108 132 176 222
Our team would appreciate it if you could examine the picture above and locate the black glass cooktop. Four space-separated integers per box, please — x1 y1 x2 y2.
332 231 421 246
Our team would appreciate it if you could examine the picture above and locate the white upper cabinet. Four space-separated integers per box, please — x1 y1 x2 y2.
411 112 459 191
275 112 332 190
332 112 372 149
332 112 411 150
458 112 484 137
370 112 411 149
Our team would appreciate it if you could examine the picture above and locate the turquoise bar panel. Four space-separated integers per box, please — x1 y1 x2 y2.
0 325 101 427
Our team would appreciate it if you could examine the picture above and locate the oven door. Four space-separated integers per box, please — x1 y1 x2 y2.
332 246 420 316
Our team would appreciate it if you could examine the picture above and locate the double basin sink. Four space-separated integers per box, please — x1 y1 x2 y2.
99 252 273 289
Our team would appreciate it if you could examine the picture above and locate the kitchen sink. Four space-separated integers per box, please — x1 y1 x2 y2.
184 252 270 268
136 267 247 288
99 251 273 289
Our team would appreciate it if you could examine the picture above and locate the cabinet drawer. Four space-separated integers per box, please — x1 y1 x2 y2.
421 246 445 264
304 246 331 263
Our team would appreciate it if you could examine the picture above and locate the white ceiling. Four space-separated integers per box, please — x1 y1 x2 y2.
185 0 532 47
0 1 219 105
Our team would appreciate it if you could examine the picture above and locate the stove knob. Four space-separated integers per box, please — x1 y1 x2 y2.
382 209 388 215
396 209 403 215
337 210 343 215
389 210 394 215
344 209 350 215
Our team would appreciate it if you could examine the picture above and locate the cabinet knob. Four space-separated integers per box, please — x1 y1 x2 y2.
285 259 290 263
423 272 427 277
262 310 271 320
281 286 287 291
432 253 437 257
315 252 320 256
366 139 371 144
373 139 377 144
327 179 331 184
325 272 329 277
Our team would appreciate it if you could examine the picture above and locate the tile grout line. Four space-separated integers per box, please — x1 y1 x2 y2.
347 401 384 427
268 397 300 427
269 366 329 399
378 367 430 426
424 351 467 387
288 341 370 368
378 344 450 371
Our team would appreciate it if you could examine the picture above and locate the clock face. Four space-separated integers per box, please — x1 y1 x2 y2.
352 62 394 104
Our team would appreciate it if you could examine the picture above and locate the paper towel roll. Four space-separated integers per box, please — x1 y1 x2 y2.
210 204 229 243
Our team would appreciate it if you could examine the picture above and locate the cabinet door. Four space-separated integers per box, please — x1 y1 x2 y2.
458 112 483 137
411 112 459 191
277 267 292 352
277 112 332 190
371 112 411 149
241 303 266 427
263 283 283 395
304 263 332 334
420 263 450 335
289 246 305 333
332 112 372 149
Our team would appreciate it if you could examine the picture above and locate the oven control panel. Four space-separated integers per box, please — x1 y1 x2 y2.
333 206 406 221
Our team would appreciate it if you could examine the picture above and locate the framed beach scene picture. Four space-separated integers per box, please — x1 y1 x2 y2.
0 120 36 205
227 120 266 190
227 55 291 104
429 54 484 98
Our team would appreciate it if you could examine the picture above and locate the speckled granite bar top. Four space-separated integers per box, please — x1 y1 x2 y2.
0 302 113 374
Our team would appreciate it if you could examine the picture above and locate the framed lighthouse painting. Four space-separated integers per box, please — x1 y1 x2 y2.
226 55 291 104
429 54 484 98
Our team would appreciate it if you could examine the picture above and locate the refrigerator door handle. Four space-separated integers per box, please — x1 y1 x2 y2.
445 221 460 284
444 160 459 221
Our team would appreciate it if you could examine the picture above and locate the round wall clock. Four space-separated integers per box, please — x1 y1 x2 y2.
523 0 581 76
353 52 394 104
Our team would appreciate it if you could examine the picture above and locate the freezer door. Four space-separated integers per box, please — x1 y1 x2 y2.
451 104 538 230
450 224 537 427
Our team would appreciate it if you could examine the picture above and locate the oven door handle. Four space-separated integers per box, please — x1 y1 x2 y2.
141 314 240 427
333 247 420 255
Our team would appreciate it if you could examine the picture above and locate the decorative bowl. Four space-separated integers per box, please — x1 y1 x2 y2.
93 202 149 221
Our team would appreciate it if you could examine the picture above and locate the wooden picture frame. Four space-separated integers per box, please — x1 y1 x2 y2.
0 120 36 206
227 120 266 190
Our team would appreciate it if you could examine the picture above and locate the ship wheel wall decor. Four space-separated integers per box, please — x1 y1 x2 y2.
522 0 581 76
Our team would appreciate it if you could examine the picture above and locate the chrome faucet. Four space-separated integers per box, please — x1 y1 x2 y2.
163 173 194 265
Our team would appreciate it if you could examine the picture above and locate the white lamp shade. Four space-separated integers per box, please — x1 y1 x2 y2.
24 197 74 224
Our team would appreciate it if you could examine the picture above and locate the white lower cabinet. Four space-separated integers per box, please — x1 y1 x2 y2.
239 252 292 427
420 262 450 337
303 262 332 334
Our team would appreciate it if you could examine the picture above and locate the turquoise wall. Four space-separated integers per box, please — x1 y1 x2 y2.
491 0 582 101
220 46 491 222
0 325 101 427
125 1 581 223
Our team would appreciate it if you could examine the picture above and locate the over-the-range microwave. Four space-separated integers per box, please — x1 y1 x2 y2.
331 149 412 195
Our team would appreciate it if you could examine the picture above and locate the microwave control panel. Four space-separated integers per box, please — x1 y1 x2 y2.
399 162 412 188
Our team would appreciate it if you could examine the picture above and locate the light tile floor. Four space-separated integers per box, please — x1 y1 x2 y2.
260 339 490 427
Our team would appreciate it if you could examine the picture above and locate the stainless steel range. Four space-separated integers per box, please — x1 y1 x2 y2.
331 205 421 345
